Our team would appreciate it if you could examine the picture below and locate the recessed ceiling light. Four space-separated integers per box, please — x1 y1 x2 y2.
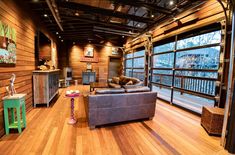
169 1 174 5
44 14 48 17
56 32 59 35
61 40 64 42
59 36 61 38
122 36 125 38
75 12 79 16
137 24 141 27
151 14 155 18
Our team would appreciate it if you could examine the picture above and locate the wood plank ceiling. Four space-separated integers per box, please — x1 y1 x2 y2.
22 0 205 45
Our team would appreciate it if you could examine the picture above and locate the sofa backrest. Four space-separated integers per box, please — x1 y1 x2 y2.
88 91 157 109
95 87 150 95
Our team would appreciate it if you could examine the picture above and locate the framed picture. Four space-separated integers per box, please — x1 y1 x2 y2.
0 21 17 65
86 62 92 70
84 47 94 57
112 47 119 55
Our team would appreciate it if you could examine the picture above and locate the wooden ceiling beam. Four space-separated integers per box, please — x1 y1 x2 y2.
60 16 142 31
58 2 152 23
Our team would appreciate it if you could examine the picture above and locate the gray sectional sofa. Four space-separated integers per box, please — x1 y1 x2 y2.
85 87 157 129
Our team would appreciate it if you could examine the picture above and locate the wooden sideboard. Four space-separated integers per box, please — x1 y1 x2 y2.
33 69 60 107
82 71 96 84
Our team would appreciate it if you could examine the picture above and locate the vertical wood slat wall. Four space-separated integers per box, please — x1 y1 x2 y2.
0 0 57 137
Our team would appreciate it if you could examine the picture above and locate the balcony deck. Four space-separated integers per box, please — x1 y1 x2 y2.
0 85 226 155
153 86 214 114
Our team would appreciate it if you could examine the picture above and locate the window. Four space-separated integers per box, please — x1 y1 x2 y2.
175 46 220 70
177 31 221 50
154 42 175 53
151 29 221 114
124 49 145 81
153 53 174 68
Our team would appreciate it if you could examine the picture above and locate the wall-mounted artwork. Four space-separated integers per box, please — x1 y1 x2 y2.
86 62 92 70
0 21 16 65
84 47 94 57
112 47 119 55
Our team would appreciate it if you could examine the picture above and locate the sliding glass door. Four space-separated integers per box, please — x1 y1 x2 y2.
124 48 145 81
151 42 175 102
151 29 222 114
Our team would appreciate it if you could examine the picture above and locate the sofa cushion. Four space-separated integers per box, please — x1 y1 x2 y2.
129 77 140 84
95 88 125 94
123 85 141 89
119 75 130 85
109 83 122 88
125 86 150 93
111 77 120 84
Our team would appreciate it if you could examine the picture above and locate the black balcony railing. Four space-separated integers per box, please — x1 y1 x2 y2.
151 73 217 100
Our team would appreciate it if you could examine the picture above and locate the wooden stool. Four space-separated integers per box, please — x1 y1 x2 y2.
201 106 224 135
3 94 27 135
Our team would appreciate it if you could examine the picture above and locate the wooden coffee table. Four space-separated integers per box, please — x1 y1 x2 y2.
90 82 109 92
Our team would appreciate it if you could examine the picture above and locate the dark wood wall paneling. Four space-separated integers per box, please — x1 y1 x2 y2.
0 0 58 137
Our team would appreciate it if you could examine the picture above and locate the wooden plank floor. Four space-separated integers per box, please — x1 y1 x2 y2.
0 85 227 155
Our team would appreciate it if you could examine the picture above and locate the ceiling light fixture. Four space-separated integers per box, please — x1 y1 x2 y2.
122 36 125 38
44 14 48 17
110 20 122 24
59 36 61 38
169 0 174 6
61 40 64 42
151 14 154 18
56 32 59 35
75 12 79 16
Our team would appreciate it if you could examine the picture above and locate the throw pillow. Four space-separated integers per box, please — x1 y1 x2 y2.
112 77 120 84
126 80 133 85
119 76 126 85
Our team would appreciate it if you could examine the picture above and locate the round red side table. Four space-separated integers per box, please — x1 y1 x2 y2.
65 92 80 125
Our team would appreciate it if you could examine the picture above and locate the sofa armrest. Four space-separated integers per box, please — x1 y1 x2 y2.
135 81 144 86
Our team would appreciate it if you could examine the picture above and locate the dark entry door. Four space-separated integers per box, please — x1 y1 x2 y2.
108 57 121 79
